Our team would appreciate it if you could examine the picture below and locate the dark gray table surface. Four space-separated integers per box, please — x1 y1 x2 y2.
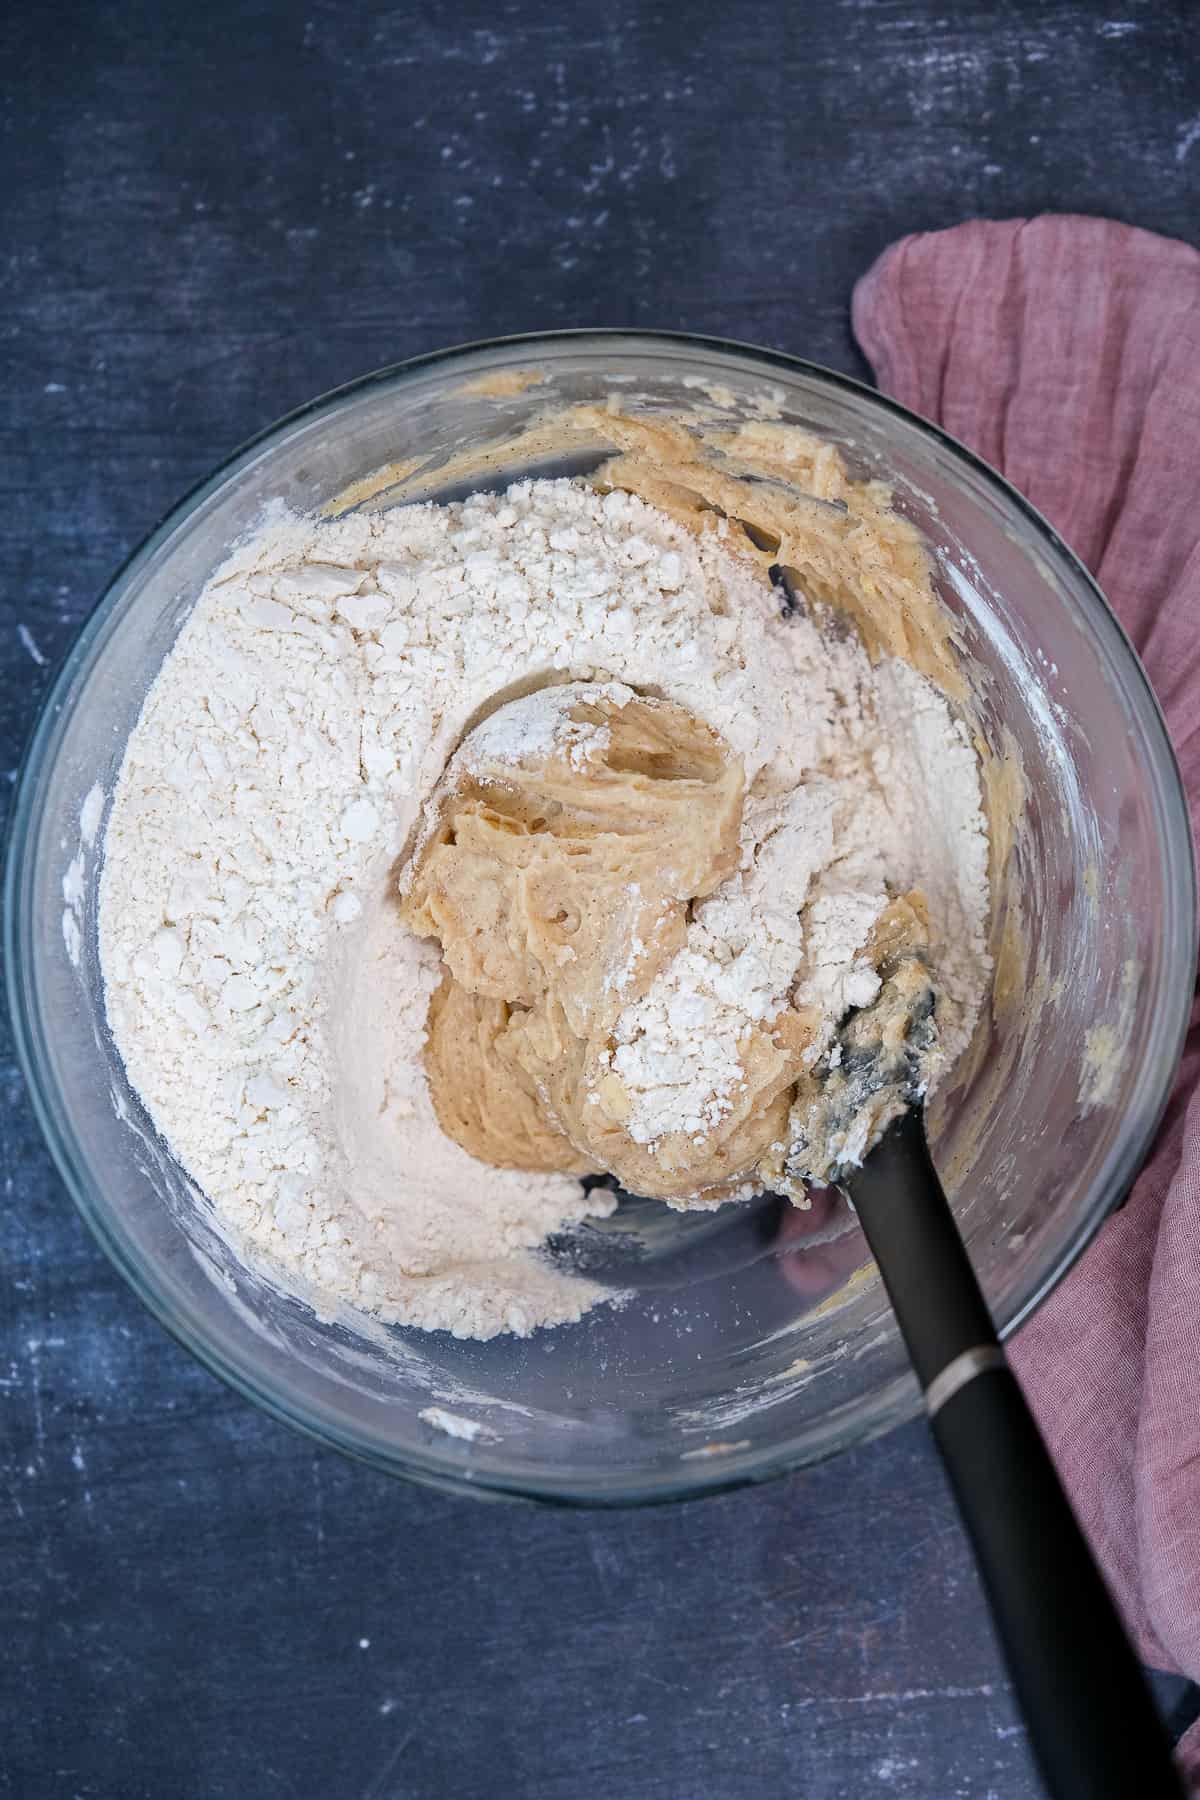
3 3 1198 1796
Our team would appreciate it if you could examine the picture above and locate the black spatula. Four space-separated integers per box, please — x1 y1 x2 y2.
811 957 1181 1799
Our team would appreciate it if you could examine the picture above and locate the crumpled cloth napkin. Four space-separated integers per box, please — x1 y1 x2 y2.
854 215 1200 1782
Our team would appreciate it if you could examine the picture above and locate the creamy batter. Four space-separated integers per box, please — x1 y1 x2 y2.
402 683 936 1205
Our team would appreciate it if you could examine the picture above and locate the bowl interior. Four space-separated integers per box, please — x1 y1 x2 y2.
8 335 1193 1501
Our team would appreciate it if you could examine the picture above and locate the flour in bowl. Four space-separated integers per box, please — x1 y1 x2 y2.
100 431 990 1339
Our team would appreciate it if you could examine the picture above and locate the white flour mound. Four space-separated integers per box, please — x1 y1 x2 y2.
100 477 990 1339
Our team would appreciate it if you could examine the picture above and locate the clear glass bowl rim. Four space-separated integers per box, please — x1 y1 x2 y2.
5 328 1195 1506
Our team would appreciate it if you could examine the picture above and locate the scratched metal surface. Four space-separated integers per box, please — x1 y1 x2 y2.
3 2 1199 1796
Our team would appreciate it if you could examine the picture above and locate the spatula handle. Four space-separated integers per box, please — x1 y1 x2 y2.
849 1108 1181 1799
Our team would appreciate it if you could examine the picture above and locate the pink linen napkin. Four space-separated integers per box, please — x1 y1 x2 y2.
853 215 1200 1781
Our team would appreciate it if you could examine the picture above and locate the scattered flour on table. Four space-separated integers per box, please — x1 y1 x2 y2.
100 476 989 1339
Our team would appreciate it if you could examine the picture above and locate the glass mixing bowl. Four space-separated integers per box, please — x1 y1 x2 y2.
6 333 1194 1503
